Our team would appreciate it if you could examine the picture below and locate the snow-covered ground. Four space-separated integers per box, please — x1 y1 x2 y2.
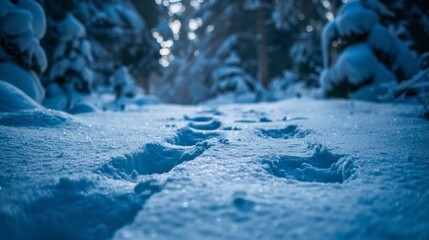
0 99 428 239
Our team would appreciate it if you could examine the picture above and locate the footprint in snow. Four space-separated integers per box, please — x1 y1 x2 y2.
184 115 214 122
4 177 163 240
261 143 354 183
188 119 222 131
100 142 210 179
258 125 311 139
166 127 220 146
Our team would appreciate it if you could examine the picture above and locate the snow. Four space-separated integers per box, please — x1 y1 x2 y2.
15 0 46 39
320 0 420 100
361 0 395 17
59 14 86 42
208 51 266 104
0 80 41 112
367 24 420 79
105 2 145 30
321 43 397 100
335 1 379 37
0 0 47 103
111 67 138 98
1 99 428 239
0 62 45 103
0 9 33 36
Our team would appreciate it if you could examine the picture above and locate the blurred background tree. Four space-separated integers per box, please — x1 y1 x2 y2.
8 0 424 109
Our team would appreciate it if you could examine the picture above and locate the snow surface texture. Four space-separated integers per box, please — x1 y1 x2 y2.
0 0 47 102
0 99 428 239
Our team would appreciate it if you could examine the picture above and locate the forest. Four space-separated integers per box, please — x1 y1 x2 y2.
1 0 429 239
1 0 428 112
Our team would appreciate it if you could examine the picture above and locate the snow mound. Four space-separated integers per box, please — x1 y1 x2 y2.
262 143 354 183
0 63 45 103
0 81 41 112
0 109 78 128
100 142 210 179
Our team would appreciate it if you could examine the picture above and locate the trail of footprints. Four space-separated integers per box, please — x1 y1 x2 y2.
99 109 354 183
32 114 224 239
232 110 354 183
51 109 355 238
100 114 222 180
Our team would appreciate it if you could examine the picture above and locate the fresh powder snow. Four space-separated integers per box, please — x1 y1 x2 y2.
1 0 429 239
1 98 428 239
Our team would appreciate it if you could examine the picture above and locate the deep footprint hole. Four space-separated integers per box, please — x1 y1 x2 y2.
258 125 311 139
188 120 221 130
0 177 159 240
100 142 210 179
166 127 219 146
262 144 354 183
184 115 214 122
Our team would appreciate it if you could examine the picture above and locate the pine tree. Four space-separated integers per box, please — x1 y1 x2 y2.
43 14 94 111
320 0 420 101
39 0 162 95
208 51 265 103
156 0 276 104
0 0 47 102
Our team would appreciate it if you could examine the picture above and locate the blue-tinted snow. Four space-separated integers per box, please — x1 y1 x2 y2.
320 0 420 101
0 81 41 112
0 99 428 239
0 0 47 102
0 63 45 103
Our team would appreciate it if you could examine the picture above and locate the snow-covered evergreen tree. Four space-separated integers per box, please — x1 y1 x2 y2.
0 0 47 103
39 0 162 95
271 0 331 89
43 14 94 111
156 0 276 104
379 0 429 55
111 66 137 99
207 51 265 103
320 0 420 101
